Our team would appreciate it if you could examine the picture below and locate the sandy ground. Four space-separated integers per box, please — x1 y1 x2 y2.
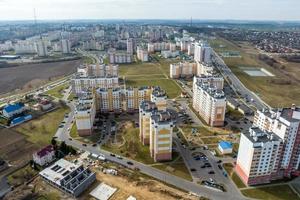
0 60 81 95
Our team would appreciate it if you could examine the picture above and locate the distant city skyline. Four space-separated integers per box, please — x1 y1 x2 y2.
0 0 299 21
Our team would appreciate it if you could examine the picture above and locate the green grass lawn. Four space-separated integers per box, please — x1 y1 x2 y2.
223 163 246 188
15 107 70 147
201 137 221 144
232 172 247 188
69 123 78 138
153 156 193 181
45 83 69 99
241 185 300 200
125 79 181 99
102 125 155 164
119 61 182 99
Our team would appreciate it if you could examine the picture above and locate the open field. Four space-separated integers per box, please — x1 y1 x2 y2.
0 60 80 95
14 106 70 147
45 83 69 99
241 185 300 200
119 60 182 99
209 37 300 107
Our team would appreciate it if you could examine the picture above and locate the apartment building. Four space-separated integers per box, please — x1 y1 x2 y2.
196 62 214 76
139 101 157 145
147 42 171 53
96 86 156 113
169 62 197 78
236 127 283 185
71 64 119 95
61 39 71 54
127 38 136 55
253 106 300 177
192 77 226 126
108 48 132 64
194 41 212 63
150 87 167 111
39 159 96 197
137 46 149 62
193 75 224 91
236 106 300 185
188 43 195 56
74 91 96 136
36 40 48 57
150 111 174 162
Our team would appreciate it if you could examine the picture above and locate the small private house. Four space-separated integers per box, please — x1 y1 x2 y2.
218 141 233 155
33 145 55 166
2 102 26 118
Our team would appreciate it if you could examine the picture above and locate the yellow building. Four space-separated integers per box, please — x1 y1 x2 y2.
139 101 157 145
150 111 174 162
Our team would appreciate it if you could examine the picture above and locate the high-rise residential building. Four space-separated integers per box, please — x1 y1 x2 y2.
192 76 226 126
193 76 224 90
74 90 96 136
150 111 174 162
253 107 300 177
194 42 212 63
150 88 167 111
96 86 156 113
36 40 48 57
236 127 283 185
139 101 157 145
137 46 149 62
169 62 197 79
71 64 119 95
196 62 214 76
236 106 300 185
127 38 135 55
108 48 132 64
187 43 195 56
14 41 36 54
147 42 171 53
61 39 71 54
180 40 189 52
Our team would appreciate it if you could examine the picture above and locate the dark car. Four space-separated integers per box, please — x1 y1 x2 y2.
190 168 196 172
110 153 116 157
82 143 87 146
127 161 134 165
92 144 97 147
208 170 215 174
68 137 72 141
218 164 223 170
217 160 222 164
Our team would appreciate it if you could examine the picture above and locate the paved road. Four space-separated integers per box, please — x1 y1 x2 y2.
211 51 270 110
54 102 247 200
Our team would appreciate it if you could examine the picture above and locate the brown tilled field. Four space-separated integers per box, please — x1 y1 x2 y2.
0 60 81 95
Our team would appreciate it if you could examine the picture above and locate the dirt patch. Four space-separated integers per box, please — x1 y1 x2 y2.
0 60 81 95
95 171 198 200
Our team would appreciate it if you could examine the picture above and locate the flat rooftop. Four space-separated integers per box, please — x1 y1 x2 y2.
90 183 117 200
39 159 81 186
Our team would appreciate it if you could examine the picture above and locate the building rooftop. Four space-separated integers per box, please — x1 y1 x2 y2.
140 101 157 113
35 145 54 158
219 141 232 150
151 110 173 124
89 183 117 200
3 102 24 113
244 127 281 144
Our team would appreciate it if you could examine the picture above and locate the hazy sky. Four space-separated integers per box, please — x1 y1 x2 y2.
0 0 299 21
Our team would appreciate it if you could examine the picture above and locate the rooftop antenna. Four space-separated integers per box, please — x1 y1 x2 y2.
33 8 42 39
